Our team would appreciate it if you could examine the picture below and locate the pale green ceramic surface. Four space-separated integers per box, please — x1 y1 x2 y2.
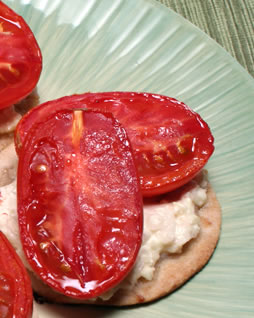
5 0 254 317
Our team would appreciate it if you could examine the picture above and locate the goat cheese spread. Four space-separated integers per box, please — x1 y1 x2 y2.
99 179 207 300
0 172 207 301
0 180 30 268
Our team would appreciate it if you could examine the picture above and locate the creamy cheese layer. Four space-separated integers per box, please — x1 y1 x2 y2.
0 180 29 266
99 179 207 300
0 173 207 301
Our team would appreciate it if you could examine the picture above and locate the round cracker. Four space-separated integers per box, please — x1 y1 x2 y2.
0 142 18 186
30 179 221 306
0 92 221 306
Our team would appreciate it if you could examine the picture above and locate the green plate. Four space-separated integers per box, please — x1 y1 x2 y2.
6 0 254 317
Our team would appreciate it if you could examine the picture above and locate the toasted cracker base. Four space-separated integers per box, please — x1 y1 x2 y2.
0 91 221 306
30 181 221 306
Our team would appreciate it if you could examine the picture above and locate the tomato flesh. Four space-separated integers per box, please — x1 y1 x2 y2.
16 92 214 196
17 109 143 299
0 231 33 318
0 1 42 109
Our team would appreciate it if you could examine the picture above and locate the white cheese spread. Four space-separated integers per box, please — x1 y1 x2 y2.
99 179 207 300
0 173 207 301
0 180 28 267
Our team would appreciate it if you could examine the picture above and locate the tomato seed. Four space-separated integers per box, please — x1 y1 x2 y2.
36 164 47 173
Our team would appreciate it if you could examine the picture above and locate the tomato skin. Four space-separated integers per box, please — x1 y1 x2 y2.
0 1 42 109
15 92 214 196
0 231 33 318
17 109 143 299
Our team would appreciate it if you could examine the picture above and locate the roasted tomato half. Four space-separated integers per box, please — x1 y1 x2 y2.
0 1 42 109
17 108 143 299
0 231 33 318
15 92 214 196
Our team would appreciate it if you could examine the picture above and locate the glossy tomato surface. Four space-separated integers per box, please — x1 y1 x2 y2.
17 108 143 299
0 231 33 318
0 1 42 109
15 92 214 196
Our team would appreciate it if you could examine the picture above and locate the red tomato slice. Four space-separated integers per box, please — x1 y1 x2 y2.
15 92 214 196
17 108 143 299
0 1 42 109
0 231 33 318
